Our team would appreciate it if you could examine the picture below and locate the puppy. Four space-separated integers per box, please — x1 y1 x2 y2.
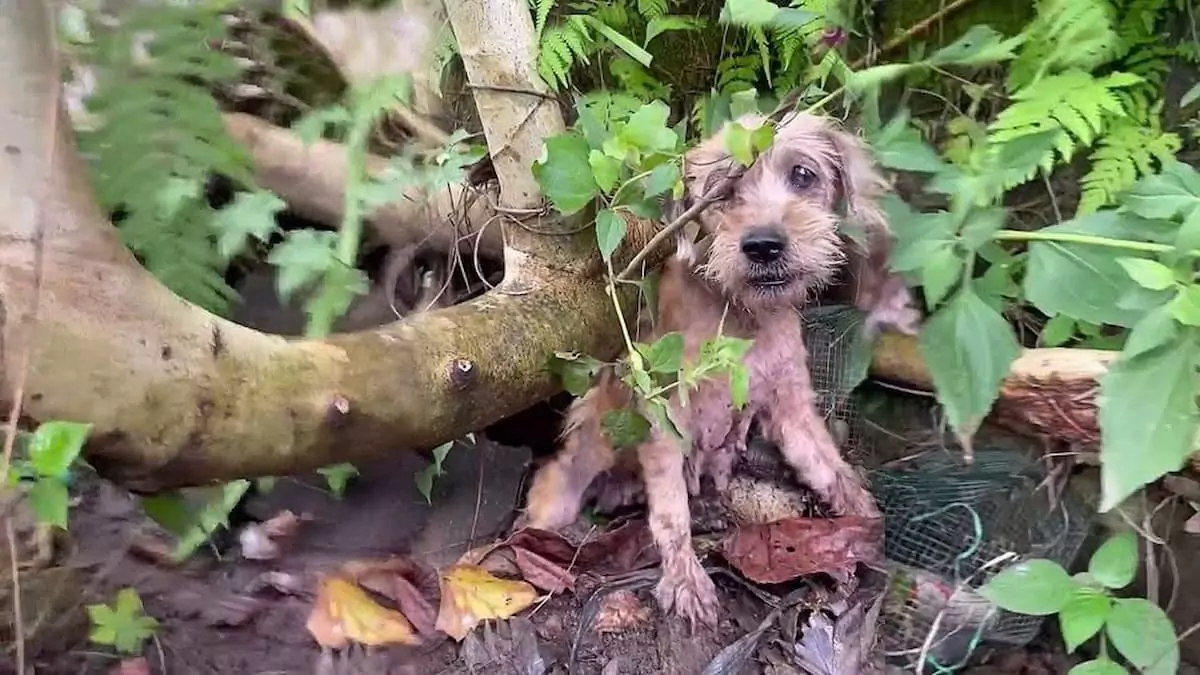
521 112 918 628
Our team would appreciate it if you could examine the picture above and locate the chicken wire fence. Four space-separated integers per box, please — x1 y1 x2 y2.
799 305 1092 671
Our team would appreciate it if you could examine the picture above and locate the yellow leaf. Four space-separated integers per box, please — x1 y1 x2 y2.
306 575 421 648
434 563 539 641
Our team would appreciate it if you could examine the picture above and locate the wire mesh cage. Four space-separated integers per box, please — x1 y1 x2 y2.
800 304 876 461
799 305 1093 670
868 450 1091 668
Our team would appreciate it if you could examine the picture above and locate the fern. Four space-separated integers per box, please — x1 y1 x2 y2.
532 0 556 38
636 0 668 20
1078 103 1181 213
987 70 1143 187
537 15 595 90
1008 0 1121 91
74 4 255 314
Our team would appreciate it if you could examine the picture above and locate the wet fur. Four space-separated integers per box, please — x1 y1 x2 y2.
520 112 916 628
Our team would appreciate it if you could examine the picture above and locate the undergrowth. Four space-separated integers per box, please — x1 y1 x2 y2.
40 0 1200 665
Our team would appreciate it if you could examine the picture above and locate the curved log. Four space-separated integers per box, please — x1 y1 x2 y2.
869 332 1115 447
0 0 657 492
222 112 505 259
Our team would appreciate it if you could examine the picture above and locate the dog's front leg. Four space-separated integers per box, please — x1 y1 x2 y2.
639 436 718 628
766 381 880 519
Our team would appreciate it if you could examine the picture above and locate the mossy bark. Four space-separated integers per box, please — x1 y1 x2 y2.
0 0 658 492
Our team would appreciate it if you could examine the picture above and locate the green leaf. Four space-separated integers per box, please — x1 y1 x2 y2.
1121 160 1200 221
750 125 775 153
644 16 704 46
959 208 1007 252
1067 659 1128 675
976 559 1075 616
533 133 600 215
87 588 158 654
266 229 338 301
643 331 685 373
601 408 652 449
589 18 653 67
927 24 1024 66
886 201 957 274
26 479 70 529
212 190 284 261
620 101 678 153
1023 213 1150 328
1105 598 1179 675
415 444 452 505
589 150 623 193
595 208 628 261
1181 82 1200 109
1169 285 1200 326
549 352 604 396
846 63 916 95
1117 258 1176 291
644 162 681 199
303 262 369 336
724 122 755 166
28 421 91 479
918 285 1021 440
870 114 946 174
1059 587 1111 652
318 463 359 499
920 246 964 310
1120 305 1179 360
1098 329 1200 511
729 365 750 410
1088 531 1139 589
1041 314 1076 347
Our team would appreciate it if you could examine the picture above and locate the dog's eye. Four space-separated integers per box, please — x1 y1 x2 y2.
789 165 817 190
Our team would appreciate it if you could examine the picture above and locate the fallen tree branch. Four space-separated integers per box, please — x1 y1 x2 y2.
223 112 504 258
0 0 660 492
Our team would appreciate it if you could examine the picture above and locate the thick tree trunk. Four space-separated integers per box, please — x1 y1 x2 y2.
0 0 654 492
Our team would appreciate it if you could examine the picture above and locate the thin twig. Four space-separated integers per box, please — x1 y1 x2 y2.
850 0 981 69
5 519 24 674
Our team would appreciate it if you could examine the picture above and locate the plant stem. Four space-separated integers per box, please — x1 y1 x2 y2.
992 229 1200 257
306 114 371 339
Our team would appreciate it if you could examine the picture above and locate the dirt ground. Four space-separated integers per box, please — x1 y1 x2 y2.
5 392 1199 675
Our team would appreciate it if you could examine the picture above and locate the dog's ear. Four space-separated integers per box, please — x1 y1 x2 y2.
823 123 891 249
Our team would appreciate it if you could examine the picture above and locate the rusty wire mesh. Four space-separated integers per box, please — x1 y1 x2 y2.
799 305 1092 671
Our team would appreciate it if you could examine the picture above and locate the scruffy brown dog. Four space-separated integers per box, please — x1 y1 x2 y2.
521 112 920 628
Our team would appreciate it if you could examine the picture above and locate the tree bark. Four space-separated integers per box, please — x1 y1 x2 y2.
869 333 1114 448
0 0 655 492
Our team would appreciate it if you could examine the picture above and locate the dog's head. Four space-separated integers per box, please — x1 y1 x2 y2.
680 112 888 312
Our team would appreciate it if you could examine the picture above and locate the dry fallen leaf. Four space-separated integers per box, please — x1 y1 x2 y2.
593 589 652 634
435 563 539 641
722 516 883 585
306 574 421 649
343 558 439 638
239 510 303 560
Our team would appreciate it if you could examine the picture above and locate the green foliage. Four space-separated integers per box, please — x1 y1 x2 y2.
318 462 360 499
140 480 252 561
67 3 269 315
979 533 1178 674
415 441 455 504
88 588 159 655
6 421 92 529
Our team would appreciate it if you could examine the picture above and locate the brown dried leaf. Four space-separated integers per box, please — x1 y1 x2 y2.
504 520 658 576
111 657 151 675
593 590 651 634
343 558 439 638
262 510 303 538
306 574 421 649
511 546 576 594
722 516 883 585
435 563 539 641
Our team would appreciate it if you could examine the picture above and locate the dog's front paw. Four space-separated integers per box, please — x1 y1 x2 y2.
864 276 922 336
826 478 881 519
655 554 719 629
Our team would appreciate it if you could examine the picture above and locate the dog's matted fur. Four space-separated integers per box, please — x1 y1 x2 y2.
521 111 920 627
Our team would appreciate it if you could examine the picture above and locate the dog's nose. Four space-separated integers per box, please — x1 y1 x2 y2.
740 227 787 264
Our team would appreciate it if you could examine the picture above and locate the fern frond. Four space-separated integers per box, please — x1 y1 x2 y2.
76 4 251 314
530 0 557 38
987 70 1142 187
1008 0 1120 91
536 15 595 90
637 0 668 20
1078 107 1181 213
